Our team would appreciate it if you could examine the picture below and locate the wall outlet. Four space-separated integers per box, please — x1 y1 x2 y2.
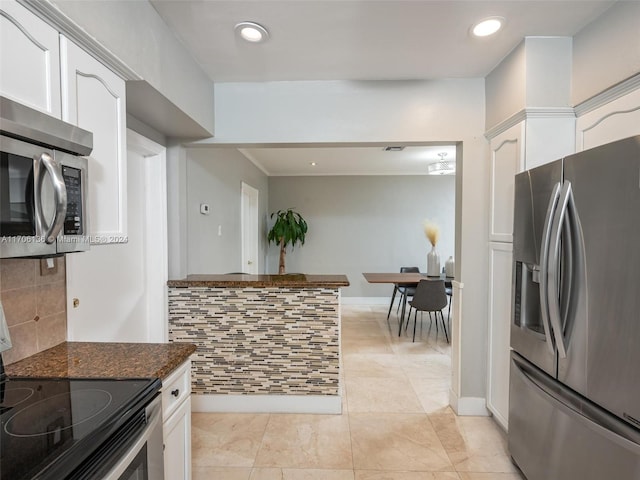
200 203 210 215
40 258 58 276
0 301 12 352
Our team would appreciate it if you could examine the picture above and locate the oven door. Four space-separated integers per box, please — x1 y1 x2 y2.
0 134 65 258
102 395 165 480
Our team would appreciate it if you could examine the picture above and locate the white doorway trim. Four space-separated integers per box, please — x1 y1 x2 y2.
127 129 168 342
241 182 259 274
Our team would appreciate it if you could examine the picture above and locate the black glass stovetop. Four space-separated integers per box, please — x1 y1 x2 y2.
0 376 161 480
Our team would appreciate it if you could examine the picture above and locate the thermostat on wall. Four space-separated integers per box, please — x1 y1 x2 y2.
200 203 210 215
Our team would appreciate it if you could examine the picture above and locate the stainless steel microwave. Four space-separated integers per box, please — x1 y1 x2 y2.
0 96 93 258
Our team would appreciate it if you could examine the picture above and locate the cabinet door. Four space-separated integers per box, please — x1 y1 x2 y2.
489 122 524 243
0 0 61 117
487 242 513 430
576 87 640 152
163 396 192 480
60 36 127 242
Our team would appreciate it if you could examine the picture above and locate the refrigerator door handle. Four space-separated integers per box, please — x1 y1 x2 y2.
540 181 561 355
548 181 572 358
564 189 586 333
512 354 640 452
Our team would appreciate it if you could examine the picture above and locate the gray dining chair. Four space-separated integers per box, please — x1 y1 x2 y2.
408 279 449 343
386 266 420 327
445 280 453 322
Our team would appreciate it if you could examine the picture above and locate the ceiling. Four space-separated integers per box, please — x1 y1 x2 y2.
150 0 613 82
149 0 614 175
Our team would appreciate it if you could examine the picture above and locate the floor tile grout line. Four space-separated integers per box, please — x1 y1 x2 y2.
251 412 273 470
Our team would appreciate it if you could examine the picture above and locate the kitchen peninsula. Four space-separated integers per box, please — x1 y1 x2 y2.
167 274 349 414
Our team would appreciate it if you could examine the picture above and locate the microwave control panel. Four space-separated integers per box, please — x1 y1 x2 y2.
62 166 83 235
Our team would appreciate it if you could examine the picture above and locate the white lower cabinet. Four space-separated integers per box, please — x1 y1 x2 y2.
486 242 513 430
161 359 192 480
163 396 191 480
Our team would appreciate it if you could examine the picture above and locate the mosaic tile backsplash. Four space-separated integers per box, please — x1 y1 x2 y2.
0 257 67 365
168 287 340 396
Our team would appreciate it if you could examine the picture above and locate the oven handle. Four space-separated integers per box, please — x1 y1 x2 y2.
102 395 164 480
36 153 67 244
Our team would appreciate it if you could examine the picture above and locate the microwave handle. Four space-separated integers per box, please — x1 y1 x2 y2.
36 153 67 244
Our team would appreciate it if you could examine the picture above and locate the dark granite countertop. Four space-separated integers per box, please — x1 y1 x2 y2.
5 341 196 380
167 273 350 288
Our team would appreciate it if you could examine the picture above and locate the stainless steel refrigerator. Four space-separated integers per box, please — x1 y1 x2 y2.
509 135 640 479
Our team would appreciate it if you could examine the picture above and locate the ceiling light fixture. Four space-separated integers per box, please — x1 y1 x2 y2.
428 153 456 176
310 162 317 166
235 21 269 43
471 17 504 37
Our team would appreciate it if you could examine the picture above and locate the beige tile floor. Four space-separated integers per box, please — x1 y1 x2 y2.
192 304 525 480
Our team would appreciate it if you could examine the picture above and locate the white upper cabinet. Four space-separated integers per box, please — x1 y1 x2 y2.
0 0 61 117
489 122 525 243
61 36 127 242
576 86 640 152
0 2 128 244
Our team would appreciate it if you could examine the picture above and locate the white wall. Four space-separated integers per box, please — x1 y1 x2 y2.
204 79 484 144
186 148 269 274
167 141 189 280
127 114 167 147
485 42 526 129
485 37 572 129
67 134 166 343
572 1 640 105
525 37 572 108
267 175 455 297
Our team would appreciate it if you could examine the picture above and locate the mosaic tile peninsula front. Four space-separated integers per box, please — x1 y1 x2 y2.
168 287 340 396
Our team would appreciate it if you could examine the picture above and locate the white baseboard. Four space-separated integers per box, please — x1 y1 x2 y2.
449 389 490 416
341 297 390 305
191 394 342 414
488 404 509 431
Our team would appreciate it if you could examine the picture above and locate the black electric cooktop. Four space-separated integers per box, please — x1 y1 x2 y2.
0 376 161 480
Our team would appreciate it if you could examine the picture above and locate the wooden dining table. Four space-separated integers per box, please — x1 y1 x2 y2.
362 272 454 336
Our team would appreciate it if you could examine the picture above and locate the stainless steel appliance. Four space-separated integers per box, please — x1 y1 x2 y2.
0 374 164 480
0 96 92 258
0 308 164 479
509 135 640 479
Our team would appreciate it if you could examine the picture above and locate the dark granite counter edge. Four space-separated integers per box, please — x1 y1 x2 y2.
5 342 197 380
167 274 349 288
167 280 350 288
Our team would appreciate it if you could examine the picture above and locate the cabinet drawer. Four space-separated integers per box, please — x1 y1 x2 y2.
161 359 191 421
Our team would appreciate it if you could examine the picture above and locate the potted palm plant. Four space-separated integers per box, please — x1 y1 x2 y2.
267 208 308 274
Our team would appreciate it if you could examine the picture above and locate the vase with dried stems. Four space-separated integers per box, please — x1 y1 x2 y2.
424 220 441 276
267 208 308 274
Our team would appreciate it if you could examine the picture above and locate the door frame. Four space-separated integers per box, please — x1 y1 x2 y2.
241 181 259 274
126 129 168 342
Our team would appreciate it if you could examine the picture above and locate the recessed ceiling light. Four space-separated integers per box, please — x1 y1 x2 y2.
310 162 317 166
471 17 504 37
235 21 269 43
